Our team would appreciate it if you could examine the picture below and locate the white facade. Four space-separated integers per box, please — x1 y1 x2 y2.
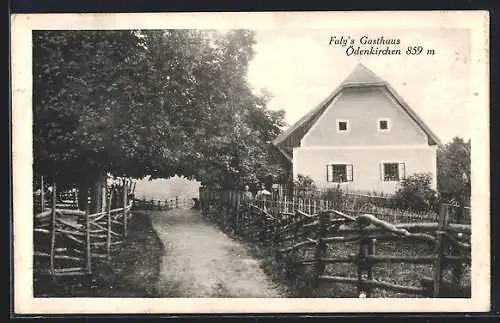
293 146 437 194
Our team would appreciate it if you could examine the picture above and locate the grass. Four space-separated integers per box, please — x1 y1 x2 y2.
33 212 165 297
282 238 471 298
206 206 471 298
317 239 435 298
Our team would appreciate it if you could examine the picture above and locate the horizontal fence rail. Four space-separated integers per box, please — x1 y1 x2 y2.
133 196 196 211
33 177 135 278
199 187 471 298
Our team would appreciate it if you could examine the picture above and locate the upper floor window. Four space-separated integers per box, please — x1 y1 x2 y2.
378 118 391 132
327 164 353 183
381 162 405 181
336 119 349 133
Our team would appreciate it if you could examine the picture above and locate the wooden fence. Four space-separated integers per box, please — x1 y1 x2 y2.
199 187 471 298
133 196 195 210
202 186 470 225
34 179 134 277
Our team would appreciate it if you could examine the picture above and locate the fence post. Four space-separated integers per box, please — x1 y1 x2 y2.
433 204 449 297
49 180 57 277
452 204 465 286
366 238 376 297
311 211 330 296
73 188 78 209
123 182 128 238
85 191 92 274
357 218 371 298
357 221 364 297
40 175 45 211
234 192 240 234
106 189 113 262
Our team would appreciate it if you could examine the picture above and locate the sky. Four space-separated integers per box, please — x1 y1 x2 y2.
246 29 471 144
134 175 201 199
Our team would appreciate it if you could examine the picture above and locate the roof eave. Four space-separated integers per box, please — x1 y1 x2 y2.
271 143 293 163
383 84 442 146
272 86 344 147
342 81 386 88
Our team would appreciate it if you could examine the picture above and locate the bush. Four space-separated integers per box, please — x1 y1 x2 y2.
293 174 316 190
293 175 318 199
324 186 345 208
392 173 440 212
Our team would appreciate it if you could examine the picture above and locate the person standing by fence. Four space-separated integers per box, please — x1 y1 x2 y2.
255 183 271 211
242 185 254 204
237 185 254 234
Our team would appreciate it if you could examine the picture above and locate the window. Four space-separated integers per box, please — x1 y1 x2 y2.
381 162 406 181
378 118 391 132
336 120 349 133
338 121 348 131
327 164 353 183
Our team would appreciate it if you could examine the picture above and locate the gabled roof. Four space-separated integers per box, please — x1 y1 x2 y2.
342 63 385 85
272 63 441 154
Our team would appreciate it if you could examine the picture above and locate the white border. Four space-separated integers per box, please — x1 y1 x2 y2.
296 145 433 150
11 11 490 314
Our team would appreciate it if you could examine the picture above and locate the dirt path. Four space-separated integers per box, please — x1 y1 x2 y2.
149 209 284 298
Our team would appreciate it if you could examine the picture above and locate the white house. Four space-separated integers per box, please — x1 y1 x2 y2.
272 63 441 194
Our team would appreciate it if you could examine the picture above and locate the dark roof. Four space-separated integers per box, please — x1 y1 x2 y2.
272 63 441 156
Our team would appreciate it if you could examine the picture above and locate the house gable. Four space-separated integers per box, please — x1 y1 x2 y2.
272 64 441 156
301 86 430 146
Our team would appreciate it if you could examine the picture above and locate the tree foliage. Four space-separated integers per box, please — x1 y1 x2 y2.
392 173 440 212
293 174 317 191
33 30 287 190
436 137 471 204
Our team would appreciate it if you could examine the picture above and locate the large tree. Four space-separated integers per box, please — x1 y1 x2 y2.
437 137 471 205
33 29 286 209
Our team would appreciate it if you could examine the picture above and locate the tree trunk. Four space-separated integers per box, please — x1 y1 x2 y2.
77 181 89 211
89 171 106 214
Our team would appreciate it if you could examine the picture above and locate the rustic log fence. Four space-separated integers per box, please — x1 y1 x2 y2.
199 187 471 298
252 186 471 225
34 177 135 278
133 196 195 210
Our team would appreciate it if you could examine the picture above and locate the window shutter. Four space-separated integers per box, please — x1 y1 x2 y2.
346 164 353 181
380 163 384 181
398 163 406 180
326 165 333 182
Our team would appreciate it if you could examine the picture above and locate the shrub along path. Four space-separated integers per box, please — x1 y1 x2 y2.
149 208 285 298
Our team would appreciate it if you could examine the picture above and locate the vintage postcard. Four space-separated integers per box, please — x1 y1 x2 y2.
11 11 490 314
